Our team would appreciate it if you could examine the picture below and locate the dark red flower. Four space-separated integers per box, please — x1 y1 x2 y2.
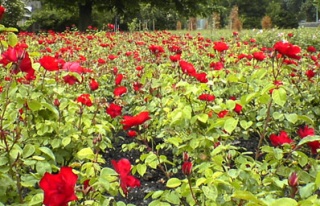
108 54 118 61
121 111 150 130
218 110 229 118
39 167 78 206
169 54 181 62
39 56 60 71
305 69 315 80
288 172 298 187
253 51 266 61
193 72 208 83
89 79 99 91
234 103 242 114
182 161 192 176
307 46 316 53
115 74 124 85
198 94 215 102
133 82 143 91
54 99 60 107
213 41 228 52
182 152 192 176
127 130 137 138
77 94 92 107
111 159 141 196
114 86 127 97
210 61 224 70
149 44 165 56
106 103 122 118
63 74 80 85
179 60 196 76
270 131 294 146
0 6 6 20
107 23 115 30
297 125 319 154
0 6 5 20
274 41 301 60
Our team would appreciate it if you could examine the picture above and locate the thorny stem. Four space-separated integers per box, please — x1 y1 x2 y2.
187 175 199 205
0 78 24 203
255 99 273 160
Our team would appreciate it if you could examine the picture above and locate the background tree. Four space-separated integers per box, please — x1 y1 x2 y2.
37 0 217 31
0 0 25 28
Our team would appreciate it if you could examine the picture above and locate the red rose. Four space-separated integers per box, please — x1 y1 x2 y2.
0 6 5 20
305 70 315 80
210 61 224 70
39 167 78 206
133 82 143 91
307 46 317 53
182 152 192 176
114 86 127 97
111 159 141 196
89 79 99 91
198 94 215 102
63 74 80 85
233 103 242 114
288 172 298 187
169 54 181 62
107 23 115 30
39 56 60 71
297 125 319 154
193 72 208 83
149 44 165 56
269 131 294 146
77 93 92 107
127 130 137 138
106 103 122 118
182 161 192 176
179 60 196 76
121 111 150 130
218 110 229 118
213 41 229 52
253 51 266 61
115 73 124 85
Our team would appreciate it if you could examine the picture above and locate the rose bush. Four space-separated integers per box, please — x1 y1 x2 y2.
0 6 320 205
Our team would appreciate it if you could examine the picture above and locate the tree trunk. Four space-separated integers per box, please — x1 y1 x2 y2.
78 0 93 31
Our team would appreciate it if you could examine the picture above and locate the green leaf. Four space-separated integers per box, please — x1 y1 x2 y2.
299 183 315 199
315 171 320 188
297 115 314 125
62 137 71 147
285 113 298 124
166 178 181 188
224 118 238 134
42 102 59 119
272 111 284 120
28 193 44 206
202 185 217 200
270 198 297 206
77 147 95 160
297 135 320 146
38 147 56 161
232 190 266 205
8 32 18 47
22 144 35 158
272 88 286 107
136 164 147 176
197 113 208 123
28 100 42 111
240 120 253 130
0 156 8 166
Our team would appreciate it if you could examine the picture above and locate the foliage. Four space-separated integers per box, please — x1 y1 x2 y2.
1 0 25 28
